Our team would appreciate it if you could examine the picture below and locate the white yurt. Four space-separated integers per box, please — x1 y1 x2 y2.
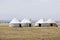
46 19 58 27
21 18 32 27
35 19 45 27
9 18 21 27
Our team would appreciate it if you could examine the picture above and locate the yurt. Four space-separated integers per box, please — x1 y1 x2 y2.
21 18 32 27
46 19 58 27
9 18 21 27
35 19 45 27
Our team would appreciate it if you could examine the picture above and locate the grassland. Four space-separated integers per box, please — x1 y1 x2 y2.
0 23 60 40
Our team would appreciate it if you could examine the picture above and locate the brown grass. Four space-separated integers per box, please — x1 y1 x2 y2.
0 23 60 40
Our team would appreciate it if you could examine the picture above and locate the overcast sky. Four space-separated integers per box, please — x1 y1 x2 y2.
0 0 60 21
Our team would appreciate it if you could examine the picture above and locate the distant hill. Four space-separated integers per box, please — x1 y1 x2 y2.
0 20 60 23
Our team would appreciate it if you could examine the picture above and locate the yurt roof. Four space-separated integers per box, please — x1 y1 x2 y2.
46 19 56 23
21 18 31 23
9 18 20 24
36 19 45 23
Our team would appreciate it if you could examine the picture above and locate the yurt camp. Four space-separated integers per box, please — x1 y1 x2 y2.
46 19 58 27
9 18 21 27
35 19 45 27
21 18 32 27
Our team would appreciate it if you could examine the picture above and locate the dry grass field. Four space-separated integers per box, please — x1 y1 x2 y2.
0 23 60 40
